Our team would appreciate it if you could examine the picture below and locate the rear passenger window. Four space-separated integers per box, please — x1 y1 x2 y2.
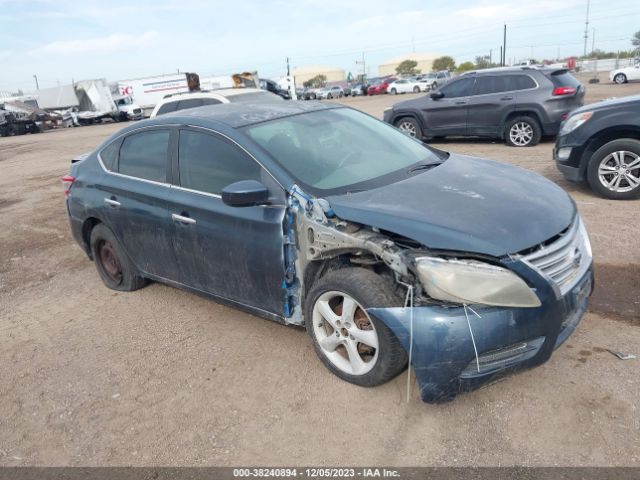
178 130 262 195
474 76 510 95
100 140 119 171
176 98 203 111
510 75 536 90
156 101 178 116
201 98 222 106
118 130 170 182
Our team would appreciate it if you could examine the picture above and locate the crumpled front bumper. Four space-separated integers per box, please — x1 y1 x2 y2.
368 266 593 403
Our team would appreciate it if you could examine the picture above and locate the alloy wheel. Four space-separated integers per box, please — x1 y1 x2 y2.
614 74 626 84
598 150 640 193
312 291 379 376
397 121 417 137
509 121 534 146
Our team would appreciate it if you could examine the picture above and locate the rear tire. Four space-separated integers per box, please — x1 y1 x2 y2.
394 117 422 139
413 86 420 93
305 268 407 387
586 139 640 200
504 115 541 147
90 224 148 291
614 73 627 84
390 88 397 95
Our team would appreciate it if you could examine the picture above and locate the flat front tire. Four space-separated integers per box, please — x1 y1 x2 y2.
586 139 640 200
395 117 422 139
90 224 147 291
305 268 407 387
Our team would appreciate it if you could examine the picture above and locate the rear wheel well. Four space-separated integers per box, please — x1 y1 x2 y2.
503 110 542 137
82 217 102 259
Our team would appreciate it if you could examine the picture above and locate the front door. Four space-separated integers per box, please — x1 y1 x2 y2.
421 77 475 136
167 127 287 315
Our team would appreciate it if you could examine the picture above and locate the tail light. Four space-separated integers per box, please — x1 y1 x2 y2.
561 112 569 120
61 175 75 197
552 86 577 96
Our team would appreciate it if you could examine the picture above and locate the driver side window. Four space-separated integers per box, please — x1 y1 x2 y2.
178 130 263 195
439 78 474 98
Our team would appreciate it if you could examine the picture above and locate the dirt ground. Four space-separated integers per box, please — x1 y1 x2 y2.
0 79 639 467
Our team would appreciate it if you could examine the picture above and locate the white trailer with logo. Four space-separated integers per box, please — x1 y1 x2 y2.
117 73 200 117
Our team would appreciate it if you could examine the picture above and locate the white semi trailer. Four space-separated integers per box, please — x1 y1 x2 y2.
117 72 200 117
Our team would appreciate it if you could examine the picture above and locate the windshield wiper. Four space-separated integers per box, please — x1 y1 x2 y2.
408 161 443 173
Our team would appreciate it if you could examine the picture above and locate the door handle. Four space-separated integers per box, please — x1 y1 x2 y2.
104 198 120 208
500 96 513 101
454 101 467 105
172 213 196 225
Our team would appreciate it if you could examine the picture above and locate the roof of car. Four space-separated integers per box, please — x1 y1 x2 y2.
461 66 564 76
161 87 266 100
159 100 342 128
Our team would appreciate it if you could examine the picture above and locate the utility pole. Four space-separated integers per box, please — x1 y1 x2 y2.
591 28 596 55
33 74 39 90
500 46 503 67
502 24 507 66
286 57 290 76
583 0 590 57
489 49 492 66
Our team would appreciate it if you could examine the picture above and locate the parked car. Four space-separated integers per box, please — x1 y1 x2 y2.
609 61 640 84
259 78 291 99
149 88 282 117
63 102 593 403
316 85 344 99
420 71 452 90
349 83 368 96
388 78 430 94
384 67 585 147
297 88 317 100
555 94 640 200
367 77 396 95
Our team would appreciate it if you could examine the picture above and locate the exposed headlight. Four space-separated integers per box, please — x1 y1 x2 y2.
415 257 541 308
559 111 593 135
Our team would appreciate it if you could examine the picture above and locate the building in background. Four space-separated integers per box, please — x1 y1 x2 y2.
292 65 345 85
378 53 442 76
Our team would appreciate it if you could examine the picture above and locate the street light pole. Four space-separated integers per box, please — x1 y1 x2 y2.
33 74 39 90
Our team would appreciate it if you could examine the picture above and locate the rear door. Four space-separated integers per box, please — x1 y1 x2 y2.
421 77 474 135
466 75 516 136
167 127 287 314
98 128 178 279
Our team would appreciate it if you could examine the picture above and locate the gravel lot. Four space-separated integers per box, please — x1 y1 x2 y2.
0 79 638 466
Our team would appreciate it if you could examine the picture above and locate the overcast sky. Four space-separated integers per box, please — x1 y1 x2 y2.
1 0 638 92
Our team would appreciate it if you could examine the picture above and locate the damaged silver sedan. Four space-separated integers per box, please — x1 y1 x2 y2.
64 102 593 402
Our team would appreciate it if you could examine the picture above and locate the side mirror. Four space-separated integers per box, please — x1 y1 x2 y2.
221 180 269 207
430 91 444 100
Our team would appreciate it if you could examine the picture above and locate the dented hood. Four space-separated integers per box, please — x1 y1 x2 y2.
326 154 575 257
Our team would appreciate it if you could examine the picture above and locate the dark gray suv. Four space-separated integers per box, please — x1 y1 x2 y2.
384 67 584 147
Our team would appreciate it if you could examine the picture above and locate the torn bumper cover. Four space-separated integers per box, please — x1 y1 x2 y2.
368 266 593 403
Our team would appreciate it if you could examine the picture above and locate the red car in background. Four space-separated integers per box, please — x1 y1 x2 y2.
367 76 396 95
